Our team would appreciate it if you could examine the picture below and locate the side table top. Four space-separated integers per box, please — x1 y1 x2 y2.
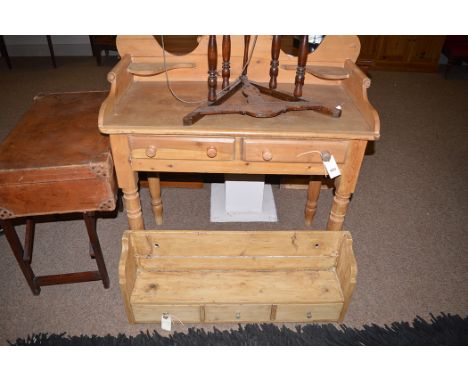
0 91 110 171
99 81 379 140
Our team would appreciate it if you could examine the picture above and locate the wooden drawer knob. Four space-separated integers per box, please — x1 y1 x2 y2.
146 145 157 158
206 146 217 158
262 149 273 161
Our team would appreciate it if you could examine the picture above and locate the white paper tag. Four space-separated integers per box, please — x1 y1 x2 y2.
161 313 172 331
323 155 341 179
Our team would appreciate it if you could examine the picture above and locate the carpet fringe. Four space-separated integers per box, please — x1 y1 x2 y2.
8 312 468 346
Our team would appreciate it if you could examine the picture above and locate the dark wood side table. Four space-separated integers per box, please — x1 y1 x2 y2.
0 91 117 295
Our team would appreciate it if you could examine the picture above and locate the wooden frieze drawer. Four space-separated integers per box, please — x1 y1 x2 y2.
128 135 235 161
275 303 343 322
131 304 201 323
119 230 357 324
242 138 348 163
204 304 272 323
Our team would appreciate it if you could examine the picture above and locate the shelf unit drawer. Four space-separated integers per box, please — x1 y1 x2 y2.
275 303 343 322
205 304 271 323
243 138 348 163
129 135 235 161
132 304 201 323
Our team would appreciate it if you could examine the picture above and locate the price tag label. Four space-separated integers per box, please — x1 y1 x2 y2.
323 155 341 179
161 313 172 331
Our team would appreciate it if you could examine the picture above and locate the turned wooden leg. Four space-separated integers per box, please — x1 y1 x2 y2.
269 35 282 89
110 135 144 230
294 35 309 98
208 35 217 102
304 176 322 226
242 35 251 75
222 35 231 89
327 180 351 231
122 185 145 230
0 219 40 295
148 174 163 225
326 140 367 231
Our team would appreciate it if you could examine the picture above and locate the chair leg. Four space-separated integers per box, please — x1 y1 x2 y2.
83 212 110 288
89 36 100 66
0 219 41 295
97 49 102 66
0 35 12 70
46 36 57 68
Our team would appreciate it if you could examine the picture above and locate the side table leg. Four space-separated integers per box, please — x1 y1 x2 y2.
122 185 144 230
84 212 110 289
327 180 351 231
148 173 163 225
304 176 322 226
110 135 145 230
0 219 40 295
88 215 97 259
327 140 367 231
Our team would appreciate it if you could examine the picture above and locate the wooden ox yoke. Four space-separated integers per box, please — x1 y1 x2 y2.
184 35 343 125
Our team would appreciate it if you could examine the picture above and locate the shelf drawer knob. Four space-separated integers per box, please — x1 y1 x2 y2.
146 145 157 158
306 311 312 319
235 312 241 319
262 149 273 161
206 146 218 158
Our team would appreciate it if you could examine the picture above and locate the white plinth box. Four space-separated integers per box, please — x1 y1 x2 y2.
210 175 278 222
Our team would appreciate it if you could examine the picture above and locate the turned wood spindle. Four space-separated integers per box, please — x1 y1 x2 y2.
304 176 322 226
242 35 251 76
269 35 282 89
294 35 309 98
222 35 231 89
148 175 163 225
208 35 217 102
